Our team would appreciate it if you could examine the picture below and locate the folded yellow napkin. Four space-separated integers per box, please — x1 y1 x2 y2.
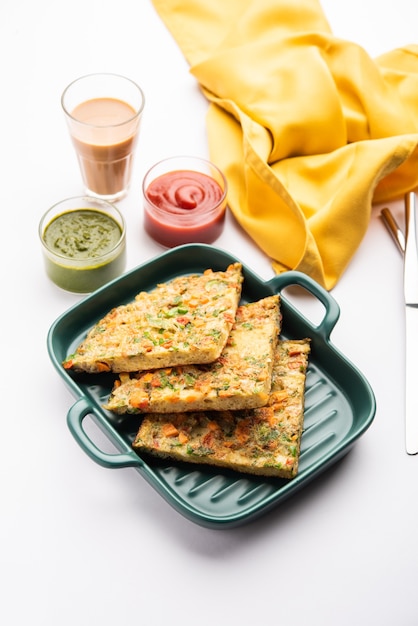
152 0 418 289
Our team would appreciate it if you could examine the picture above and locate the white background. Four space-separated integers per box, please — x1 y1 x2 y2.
1 1 417 624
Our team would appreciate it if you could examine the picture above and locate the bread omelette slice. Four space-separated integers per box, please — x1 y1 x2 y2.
132 339 310 479
63 263 243 374
103 295 281 414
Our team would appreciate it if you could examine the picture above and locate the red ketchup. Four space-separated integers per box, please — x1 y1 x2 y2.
143 168 227 247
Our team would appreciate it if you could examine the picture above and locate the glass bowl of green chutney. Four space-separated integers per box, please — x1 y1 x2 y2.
39 196 126 293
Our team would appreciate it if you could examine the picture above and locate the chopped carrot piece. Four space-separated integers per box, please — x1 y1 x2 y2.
267 412 279 427
130 391 149 410
218 389 233 398
288 360 303 369
270 390 288 404
178 431 189 444
176 316 190 325
162 423 179 438
235 419 251 444
185 394 200 403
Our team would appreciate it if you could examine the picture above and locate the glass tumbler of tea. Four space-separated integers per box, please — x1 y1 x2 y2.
61 73 145 201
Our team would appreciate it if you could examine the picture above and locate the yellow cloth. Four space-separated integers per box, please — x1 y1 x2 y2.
152 0 418 289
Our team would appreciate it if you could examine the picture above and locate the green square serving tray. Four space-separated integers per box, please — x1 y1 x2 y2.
47 244 376 529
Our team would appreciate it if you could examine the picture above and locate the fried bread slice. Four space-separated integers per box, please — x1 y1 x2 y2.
63 263 243 374
104 295 281 413
132 339 310 479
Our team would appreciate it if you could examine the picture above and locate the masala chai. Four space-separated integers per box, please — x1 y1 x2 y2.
62 74 145 200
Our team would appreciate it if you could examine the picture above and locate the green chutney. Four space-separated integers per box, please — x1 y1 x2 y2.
42 208 126 293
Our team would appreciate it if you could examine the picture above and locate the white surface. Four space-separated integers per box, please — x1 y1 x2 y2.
1 1 417 624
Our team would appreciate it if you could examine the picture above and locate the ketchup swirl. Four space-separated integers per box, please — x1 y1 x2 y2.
143 164 227 248
145 170 223 215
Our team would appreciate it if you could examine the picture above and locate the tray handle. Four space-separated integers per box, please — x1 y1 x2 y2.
67 397 143 469
266 270 340 341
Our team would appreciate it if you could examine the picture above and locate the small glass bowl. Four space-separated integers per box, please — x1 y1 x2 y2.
142 156 228 248
39 196 126 293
